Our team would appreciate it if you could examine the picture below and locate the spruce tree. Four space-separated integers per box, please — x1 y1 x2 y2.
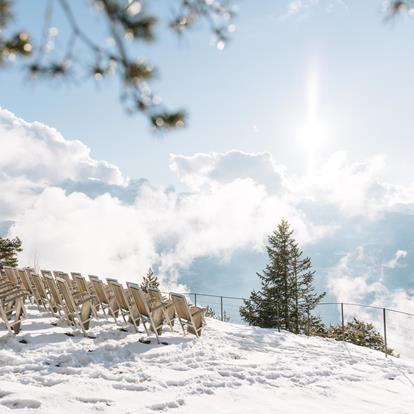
240 219 325 333
140 267 160 292
0 236 22 270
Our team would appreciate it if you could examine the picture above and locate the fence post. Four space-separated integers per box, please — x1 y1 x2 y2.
194 293 197 306
220 296 224 321
383 308 388 358
341 303 345 340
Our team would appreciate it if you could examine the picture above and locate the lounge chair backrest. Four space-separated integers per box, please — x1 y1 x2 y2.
18 269 32 293
147 288 163 305
107 279 129 310
55 271 71 283
127 283 150 317
31 273 48 299
4 267 19 284
72 273 88 294
43 274 64 305
170 293 192 321
55 277 76 313
41 270 53 279
89 276 109 303
70 272 83 287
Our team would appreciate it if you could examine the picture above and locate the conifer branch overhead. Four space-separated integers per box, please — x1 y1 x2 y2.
0 0 236 130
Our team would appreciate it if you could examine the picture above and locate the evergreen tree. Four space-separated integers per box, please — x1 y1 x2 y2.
140 267 160 292
205 305 231 322
0 236 22 270
205 306 216 318
316 318 397 357
240 219 325 333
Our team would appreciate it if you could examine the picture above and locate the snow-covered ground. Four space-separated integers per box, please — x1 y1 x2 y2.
1 306 414 414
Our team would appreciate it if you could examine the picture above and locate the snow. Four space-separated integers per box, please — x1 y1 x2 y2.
1 306 414 413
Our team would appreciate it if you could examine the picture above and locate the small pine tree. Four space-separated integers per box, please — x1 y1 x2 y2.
324 318 397 356
205 306 231 322
140 267 160 292
205 306 217 318
240 219 325 333
0 237 22 270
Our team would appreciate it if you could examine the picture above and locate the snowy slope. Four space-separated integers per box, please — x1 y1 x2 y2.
1 306 414 414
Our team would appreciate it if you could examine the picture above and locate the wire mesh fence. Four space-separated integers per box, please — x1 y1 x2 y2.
171 291 414 359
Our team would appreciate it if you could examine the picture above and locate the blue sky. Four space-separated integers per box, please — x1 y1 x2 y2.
1 1 414 349
1 0 414 186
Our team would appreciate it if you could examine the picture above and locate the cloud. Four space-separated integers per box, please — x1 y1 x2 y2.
0 108 125 207
294 151 414 219
9 173 331 290
385 250 408 269
170 150 286 193
327 247 414 358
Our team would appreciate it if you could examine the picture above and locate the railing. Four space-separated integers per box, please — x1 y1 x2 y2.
168 291 414 359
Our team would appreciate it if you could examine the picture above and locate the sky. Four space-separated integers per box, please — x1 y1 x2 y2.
1 0 414 349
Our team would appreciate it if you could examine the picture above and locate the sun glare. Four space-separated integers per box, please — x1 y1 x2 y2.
297 64 328 172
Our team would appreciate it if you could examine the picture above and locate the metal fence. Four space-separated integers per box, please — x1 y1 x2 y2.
172 291 414 358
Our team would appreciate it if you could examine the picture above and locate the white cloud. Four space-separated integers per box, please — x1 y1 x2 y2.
385 250 408 269
327 247 414 358
10 175 331 290
0 107 126 187
0 107 127 221
294 151 414 218
170 150 286 193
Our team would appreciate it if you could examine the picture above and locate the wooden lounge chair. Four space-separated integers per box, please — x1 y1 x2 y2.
17 269 35 303
106 279 140 331
170 293 206 337
88 275 117 321
72 273 98 317
30 273 49 310
147 287 175 331
55 277 94 335
72 273 90 295
0 286 26 334
127 283 166 343
54 272 77 291
42 274 65 316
